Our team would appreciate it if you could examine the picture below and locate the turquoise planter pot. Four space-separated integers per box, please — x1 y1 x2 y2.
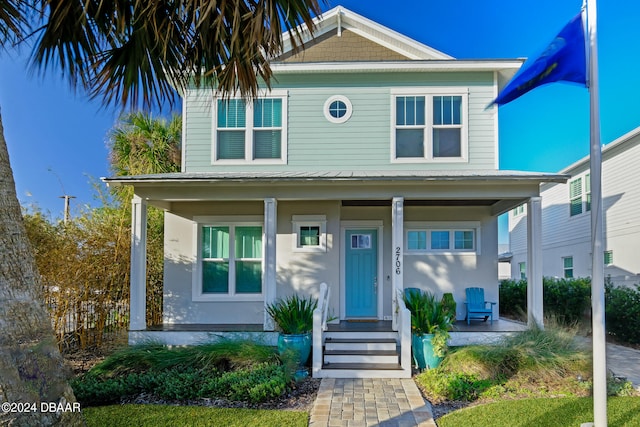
412 334 443 370
278 332 312 366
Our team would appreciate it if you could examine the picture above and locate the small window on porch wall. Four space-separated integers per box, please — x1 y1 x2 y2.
201 225 263 295
405 223 479 255
292 215 327 252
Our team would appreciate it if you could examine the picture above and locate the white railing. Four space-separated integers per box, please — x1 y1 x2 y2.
312 282 330 377
395 286 412 376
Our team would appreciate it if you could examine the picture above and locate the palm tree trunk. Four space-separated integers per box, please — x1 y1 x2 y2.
0 110 84 426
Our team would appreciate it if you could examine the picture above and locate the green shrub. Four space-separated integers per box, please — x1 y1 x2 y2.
417 325 591 403
72 341 294 406
606 283 640 345
543 277 591 324
499 279 527 319
200 363 290 403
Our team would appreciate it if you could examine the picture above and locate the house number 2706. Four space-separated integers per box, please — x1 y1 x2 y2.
395 247 402 275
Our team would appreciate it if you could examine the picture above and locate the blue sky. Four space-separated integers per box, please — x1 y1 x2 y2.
1 0 639 243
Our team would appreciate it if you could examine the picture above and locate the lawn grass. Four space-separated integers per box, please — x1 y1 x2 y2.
83 405 309 427
438 397 640 427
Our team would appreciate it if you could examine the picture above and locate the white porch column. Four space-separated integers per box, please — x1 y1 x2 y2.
392 197 404 330
263 198 277 330
526 196 543 327
130 196 148 331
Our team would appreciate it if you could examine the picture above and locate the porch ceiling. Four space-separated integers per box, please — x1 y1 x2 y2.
103 170 568 216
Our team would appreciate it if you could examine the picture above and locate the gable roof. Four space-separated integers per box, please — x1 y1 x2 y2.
273 6 522 85
277 6 453 62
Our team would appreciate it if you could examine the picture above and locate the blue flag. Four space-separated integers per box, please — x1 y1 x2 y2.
494 12 587 106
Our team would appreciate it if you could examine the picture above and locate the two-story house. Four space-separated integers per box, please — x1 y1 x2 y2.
105 6 566 378
509 126 640 286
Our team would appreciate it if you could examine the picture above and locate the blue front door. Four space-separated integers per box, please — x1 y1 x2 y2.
345 229 378 318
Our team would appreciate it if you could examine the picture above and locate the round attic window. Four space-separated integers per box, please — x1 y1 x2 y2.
324 96 352 123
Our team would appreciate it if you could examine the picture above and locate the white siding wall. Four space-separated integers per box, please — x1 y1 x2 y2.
509 134 640 285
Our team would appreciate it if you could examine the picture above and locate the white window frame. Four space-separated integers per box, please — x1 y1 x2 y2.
391 87 469 163
324 95 353 124
211 90 288 165
512 204 526 217
562 256 574 278
292 215 327 253
569 172 591 217
518 262 526 279
405 221 480 255
192 216 264 301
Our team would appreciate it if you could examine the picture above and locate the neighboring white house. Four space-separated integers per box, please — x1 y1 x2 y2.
105 6 565 377
509 126 640 286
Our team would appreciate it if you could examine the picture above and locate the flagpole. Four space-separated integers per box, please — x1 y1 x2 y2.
586 0 607 425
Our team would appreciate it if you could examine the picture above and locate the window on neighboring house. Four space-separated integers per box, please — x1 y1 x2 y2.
569 178 583 216
214 93 287 163
393 91 467 162
518 262 526 279
563 256 574 278
200 223 263 297
569 174 591 217
604 250 613 265
406 224 478 254
292 215 327 252
585 173 591 212
513 204 526 217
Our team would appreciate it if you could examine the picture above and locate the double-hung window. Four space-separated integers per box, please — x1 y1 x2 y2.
563 256 574 278
569 173 591 217
195 219 264 300
214 91 287 163
393 89 468 162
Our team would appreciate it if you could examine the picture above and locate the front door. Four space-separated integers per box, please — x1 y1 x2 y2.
345 229 378 318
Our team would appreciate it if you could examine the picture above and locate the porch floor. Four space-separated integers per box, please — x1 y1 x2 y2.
142 319 527 333
146 323 264 332
452 318 527 333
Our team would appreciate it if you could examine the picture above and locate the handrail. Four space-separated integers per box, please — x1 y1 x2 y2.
312 282 329 377
395 286 412 376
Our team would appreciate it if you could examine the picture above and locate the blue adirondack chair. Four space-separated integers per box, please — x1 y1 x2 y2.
464 287 496 325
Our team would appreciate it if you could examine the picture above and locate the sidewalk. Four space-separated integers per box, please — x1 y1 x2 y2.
309 378 436 427
307 340 640 427
605 342 640 390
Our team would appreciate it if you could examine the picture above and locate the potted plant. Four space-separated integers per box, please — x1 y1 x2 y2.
441 292 457 320
266 294 318 367
403 289 454 370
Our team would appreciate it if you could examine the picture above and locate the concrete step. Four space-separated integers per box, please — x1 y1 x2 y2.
324 330 398 340
324 338 397 352
318 362 407 379
323 349 399 364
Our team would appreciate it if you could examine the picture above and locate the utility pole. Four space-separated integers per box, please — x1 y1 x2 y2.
59 195 76 224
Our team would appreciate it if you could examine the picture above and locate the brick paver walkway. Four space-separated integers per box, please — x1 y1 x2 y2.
309 378 436 427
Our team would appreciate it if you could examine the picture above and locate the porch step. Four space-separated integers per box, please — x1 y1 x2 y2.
323 349 399 364
321 330 403 377
319 362 405 379
324 337 397 352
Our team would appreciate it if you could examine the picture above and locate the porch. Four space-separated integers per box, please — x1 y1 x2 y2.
127 318 527 347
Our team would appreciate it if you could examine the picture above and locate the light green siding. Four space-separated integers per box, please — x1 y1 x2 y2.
183 71 498 172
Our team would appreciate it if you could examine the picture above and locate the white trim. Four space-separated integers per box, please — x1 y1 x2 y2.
390 88 469 163
181 90 188 172
323 95 353 124
271 61 523 73
278 6 453 61
391 197 404 330
292 215 327 253
191 216 265 302
130 196 147 331
263 199 277 330
339 221 384 320
211 90 288 165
